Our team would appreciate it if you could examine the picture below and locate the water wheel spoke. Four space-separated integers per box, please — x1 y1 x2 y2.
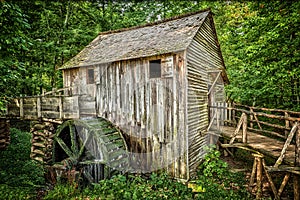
78 132 93 158
69 125 79 156
55 136 75 159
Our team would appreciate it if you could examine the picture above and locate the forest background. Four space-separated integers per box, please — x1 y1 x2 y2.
1 0 299 110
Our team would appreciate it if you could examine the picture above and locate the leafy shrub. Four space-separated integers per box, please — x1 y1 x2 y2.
0 128 46 199
195 146 252 199
43 183 79 200
198 146 228 179
0 184 35 200
44 173 194 200
0 128 45 188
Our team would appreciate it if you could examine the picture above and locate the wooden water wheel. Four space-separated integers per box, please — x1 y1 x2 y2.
51 118 129 183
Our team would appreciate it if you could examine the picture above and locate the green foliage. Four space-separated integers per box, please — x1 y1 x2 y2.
44 173 193 199
43 183 79 200
43 147 251 199
195 146 252 199
0 2 31 100
219 1 300 110
0 128 45 188
1 0 299 111
0 184 35 200
199 146 228 179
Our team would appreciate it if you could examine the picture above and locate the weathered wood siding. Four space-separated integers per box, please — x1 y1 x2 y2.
186 14 226 176
95 53 189 179
63 68 79 95
63 67 98 98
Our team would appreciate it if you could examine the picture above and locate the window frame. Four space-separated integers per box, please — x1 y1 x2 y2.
149 59 162 79
87 67 95 84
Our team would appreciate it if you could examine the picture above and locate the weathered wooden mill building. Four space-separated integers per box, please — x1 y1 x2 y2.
60 8 228 179
3 9 228 181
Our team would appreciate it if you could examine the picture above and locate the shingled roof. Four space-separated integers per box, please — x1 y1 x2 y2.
60 9 211 69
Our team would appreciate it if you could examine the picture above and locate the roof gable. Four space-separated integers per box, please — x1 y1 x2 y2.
61 9 211 69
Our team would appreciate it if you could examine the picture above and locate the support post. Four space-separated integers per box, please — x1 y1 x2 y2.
59 96 63 119
230 112 246 144
250 108 254 129
250 156 258 186
285 112 290 138
262 159 279 200
242 113 248 143
274 123 298 168
294 125 300 200
278 173 290 198
255 154 263 199
232 106 236 125
20 98 24 118
228 102 232 126
37 96 41 118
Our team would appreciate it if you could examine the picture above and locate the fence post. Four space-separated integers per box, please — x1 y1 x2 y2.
37 96 41 118
20 98 24 118
242 113 248 143
250 107 254 129
294 125 300 200
232 103 236 125
285 112 290 138
228 102 232 126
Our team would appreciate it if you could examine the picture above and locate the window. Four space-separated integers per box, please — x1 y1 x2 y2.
149 59 161 78
87 68 95 84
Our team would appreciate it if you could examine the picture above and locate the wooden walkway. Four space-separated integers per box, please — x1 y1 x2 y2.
209 103 300 199
220 126 295 165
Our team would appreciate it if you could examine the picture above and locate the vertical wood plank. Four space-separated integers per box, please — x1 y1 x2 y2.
242 113 248 143
256 156 263 199
294 125 300 200
183 50 189 179
250 108 254 129
37 96 41 118
285 112 290 138
20 98 24 118
59 96 63 119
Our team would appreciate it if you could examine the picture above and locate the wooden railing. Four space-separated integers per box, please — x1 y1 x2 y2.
4 89 96 120
210 103 300 200
210 103 300 142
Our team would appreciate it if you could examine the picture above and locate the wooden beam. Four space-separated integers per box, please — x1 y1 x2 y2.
274 123 298 168
242 113 247 143
294 125 300 200
207 110 217 131
20 98 24 118
207 71 221 95
262 159 279 200
250 156 257 186
256 154 263 199
278 173 290 198
37 97 41 118
285 112 290 137
230 112 246 144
